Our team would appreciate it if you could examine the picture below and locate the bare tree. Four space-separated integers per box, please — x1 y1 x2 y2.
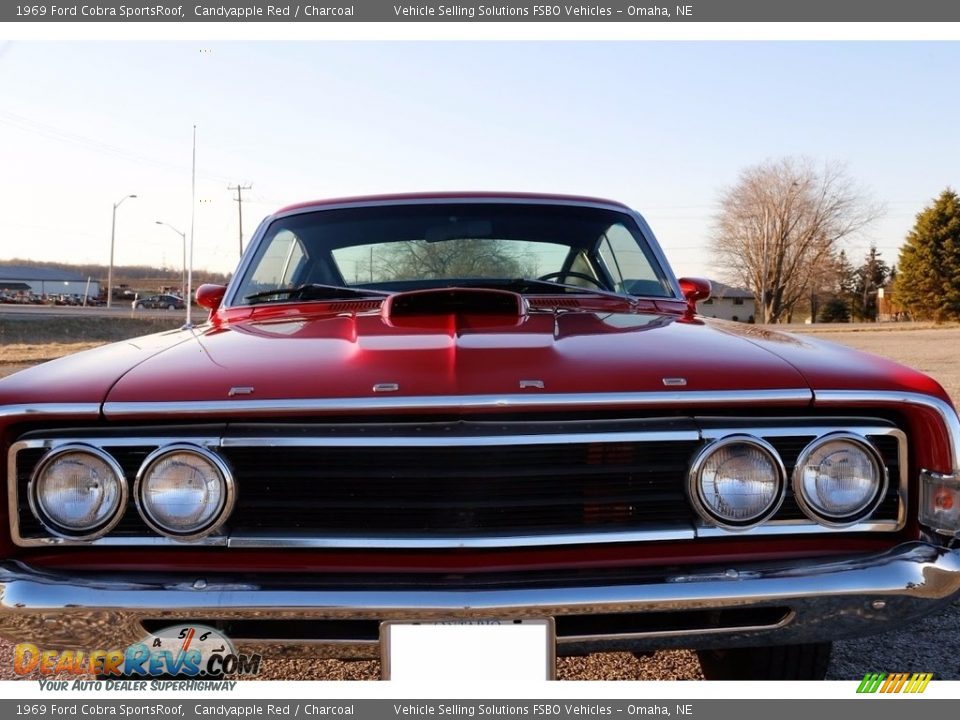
710 158 882 323
362 239 536 282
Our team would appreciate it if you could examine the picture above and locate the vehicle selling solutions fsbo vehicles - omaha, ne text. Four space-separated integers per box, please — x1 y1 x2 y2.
2 193 960 679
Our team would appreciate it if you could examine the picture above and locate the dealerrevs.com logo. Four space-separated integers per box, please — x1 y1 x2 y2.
857 673 934 694
14 624 261 682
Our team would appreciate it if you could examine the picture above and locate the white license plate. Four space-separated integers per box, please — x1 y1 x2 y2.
380 619 555 681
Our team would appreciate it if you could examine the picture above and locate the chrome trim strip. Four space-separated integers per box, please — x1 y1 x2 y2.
11 437 221 451
696 519 901 538
0 403 100 420
103 389 813 418
226 527 695 549
628 208 683 299
222 216 268 308
701 424 904 440
1 544 958 654
560 610 796 645
220 430 700 448
815 390 960 470
15 535 228 548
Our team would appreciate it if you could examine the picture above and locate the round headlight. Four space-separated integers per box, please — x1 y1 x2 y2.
135 445 234 540
793 433 886 526
689 435 785 530
29 445 127 540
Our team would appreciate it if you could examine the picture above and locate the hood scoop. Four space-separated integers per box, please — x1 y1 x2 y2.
382 287 525 324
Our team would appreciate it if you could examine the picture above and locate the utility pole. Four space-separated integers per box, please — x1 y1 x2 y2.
107 193 137 309
228 182 252 258
188 124 196 328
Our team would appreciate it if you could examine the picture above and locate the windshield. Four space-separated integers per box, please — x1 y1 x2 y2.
233 203 674 305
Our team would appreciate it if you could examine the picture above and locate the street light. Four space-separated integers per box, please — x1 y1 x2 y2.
107 194 137 309
155 221 187 304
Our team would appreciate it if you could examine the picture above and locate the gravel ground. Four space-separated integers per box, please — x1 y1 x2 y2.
1 323 958 681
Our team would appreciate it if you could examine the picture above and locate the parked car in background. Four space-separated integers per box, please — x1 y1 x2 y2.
132 293 185 311
1 193 959 680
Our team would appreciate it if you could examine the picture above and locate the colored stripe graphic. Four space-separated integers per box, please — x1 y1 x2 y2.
857 672 932 693
857 673 886 693
882 673 904 693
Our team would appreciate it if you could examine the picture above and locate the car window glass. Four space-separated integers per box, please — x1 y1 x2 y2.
232 204 673 303
597 223 668 295
244 230 307 294
332 239 570 284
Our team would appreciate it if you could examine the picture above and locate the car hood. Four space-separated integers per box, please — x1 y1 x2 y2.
80 307 944 407
0 328 194 407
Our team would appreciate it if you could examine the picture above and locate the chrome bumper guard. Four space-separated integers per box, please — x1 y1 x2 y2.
2 542 960 659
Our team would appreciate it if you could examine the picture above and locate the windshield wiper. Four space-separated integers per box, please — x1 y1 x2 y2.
463 278 634 304
245 283 391 304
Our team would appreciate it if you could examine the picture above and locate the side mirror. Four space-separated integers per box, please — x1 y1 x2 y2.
196 284 227 311
677 277 711 314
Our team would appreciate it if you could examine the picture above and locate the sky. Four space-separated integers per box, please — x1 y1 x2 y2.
0 41 958 279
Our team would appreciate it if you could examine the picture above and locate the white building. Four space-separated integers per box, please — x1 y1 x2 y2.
0 265 100 298
697 280 756 322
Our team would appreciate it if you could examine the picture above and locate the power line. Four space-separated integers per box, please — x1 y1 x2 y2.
0 109 232 183
228 182 253 258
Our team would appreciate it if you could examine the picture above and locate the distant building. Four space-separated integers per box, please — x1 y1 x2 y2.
697 280 756 322
877 285 907 322
0 265 100 298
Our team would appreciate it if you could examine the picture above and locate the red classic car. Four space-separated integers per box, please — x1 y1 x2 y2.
2 193 959 680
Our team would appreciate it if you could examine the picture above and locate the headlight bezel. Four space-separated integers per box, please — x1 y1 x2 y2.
687 434 787 531
792 432 887 527
134 443 235 541
27 443 129 541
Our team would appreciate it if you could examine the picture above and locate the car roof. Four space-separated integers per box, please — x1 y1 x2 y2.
275 192 632 215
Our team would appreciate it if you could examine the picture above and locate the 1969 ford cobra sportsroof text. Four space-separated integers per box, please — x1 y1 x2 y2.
2 193 959 679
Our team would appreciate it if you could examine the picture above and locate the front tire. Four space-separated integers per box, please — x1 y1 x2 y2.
696 642 831 680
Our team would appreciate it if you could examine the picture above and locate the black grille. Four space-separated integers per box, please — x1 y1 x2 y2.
12 423 904 543
220 441 699 534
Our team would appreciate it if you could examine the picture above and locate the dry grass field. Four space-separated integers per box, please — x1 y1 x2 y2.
1 318 959 681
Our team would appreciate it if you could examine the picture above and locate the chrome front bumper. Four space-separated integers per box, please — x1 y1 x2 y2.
2 542 960 659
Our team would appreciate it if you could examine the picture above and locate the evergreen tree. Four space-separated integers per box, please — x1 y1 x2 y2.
818 297 851 323
896 189 960 321
813 250 856 323
853 245 890 321
835 250 856 296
